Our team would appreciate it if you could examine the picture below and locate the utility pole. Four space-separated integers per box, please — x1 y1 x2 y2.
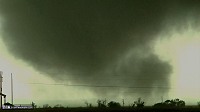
122 99 124 107
0 71 3 109
11 73 13 105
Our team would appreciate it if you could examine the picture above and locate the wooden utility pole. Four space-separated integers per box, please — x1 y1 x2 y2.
0 72 2 109
122 99 124 107
11 73 13 105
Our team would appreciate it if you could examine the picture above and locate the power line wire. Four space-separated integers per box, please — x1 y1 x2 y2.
27 82 172 89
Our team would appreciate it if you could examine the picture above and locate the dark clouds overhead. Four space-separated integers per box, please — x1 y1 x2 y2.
0 0 199 97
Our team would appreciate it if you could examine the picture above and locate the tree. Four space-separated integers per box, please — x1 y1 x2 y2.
32 102 37 108
85 101 89 107
97 99 106 108
153 98 185 108
197 101 200 107
153 102 165 107
130 103 135 107
134 98 145 108
107 101 121 108
43 104 51 108
176 99 185 107
169 98 185 107
85 101 92 108
53 104 64 108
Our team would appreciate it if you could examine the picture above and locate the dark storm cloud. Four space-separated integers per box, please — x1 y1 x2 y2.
0 0 199 97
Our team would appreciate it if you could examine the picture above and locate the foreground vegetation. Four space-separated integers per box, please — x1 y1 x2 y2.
2 106 200 112
3 98 200 112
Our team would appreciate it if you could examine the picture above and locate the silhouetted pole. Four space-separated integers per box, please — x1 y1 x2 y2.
122 99 124 107
0 72 3 109
4 97 6 105
11 73 13 105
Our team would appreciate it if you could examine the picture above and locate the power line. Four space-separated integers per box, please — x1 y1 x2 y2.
27 83 172 89
60 76 170 80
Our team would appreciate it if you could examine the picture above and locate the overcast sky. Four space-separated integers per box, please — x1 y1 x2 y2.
0 0 200 107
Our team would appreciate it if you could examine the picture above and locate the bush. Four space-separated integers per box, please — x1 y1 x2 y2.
134 98 145 108
43 104 51 108
107 101 121 108
153 98 185 108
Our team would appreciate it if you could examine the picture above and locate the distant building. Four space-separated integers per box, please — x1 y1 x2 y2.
12 104 33 109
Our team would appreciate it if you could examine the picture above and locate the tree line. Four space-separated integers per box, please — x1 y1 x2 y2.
38 98 200 108
93 98 185 108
